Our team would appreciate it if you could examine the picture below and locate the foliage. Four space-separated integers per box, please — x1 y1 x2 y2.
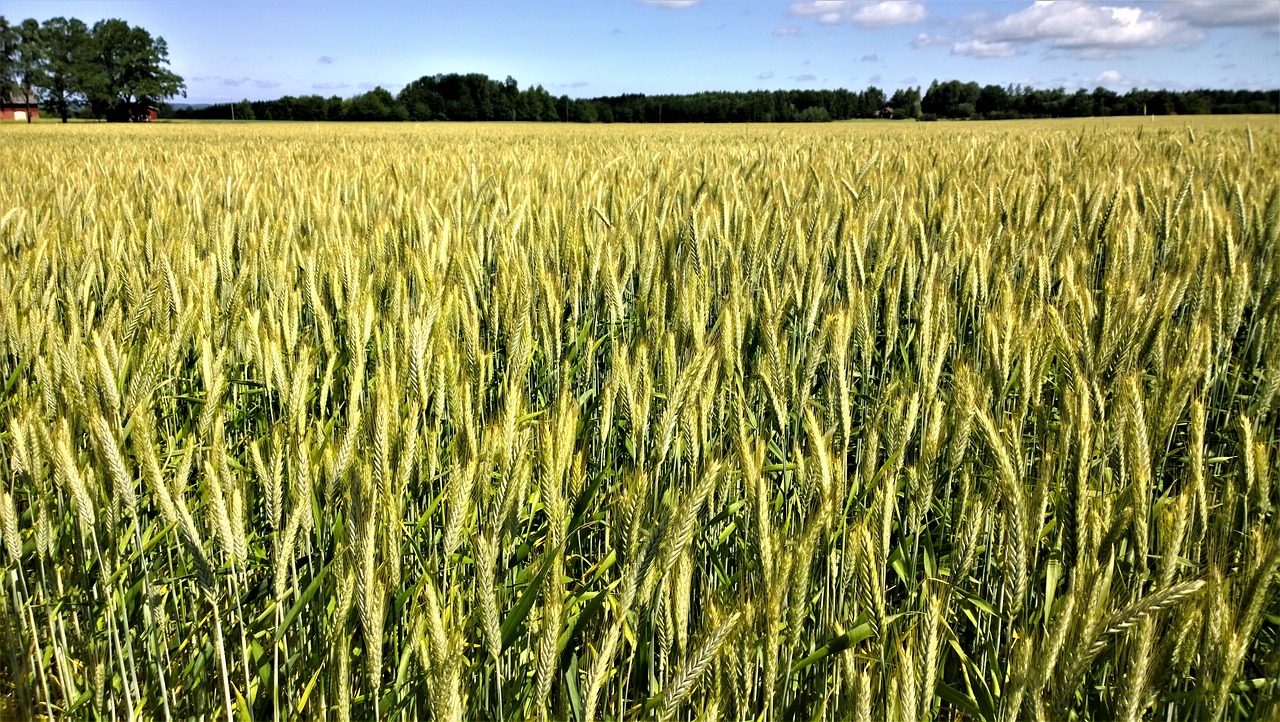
173 71 1278 124
36 17 93 123
0 14 185 121
0 118 1277 721
6 18 43 121
82 19 185 120
0 18 14 99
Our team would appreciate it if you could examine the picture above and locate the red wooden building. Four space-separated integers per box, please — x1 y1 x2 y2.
107 104 160 122
1 94 39 121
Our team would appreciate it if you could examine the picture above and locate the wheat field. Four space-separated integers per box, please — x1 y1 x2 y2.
0 117 1277 721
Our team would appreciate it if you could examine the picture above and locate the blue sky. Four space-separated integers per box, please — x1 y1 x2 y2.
5 1 1277 104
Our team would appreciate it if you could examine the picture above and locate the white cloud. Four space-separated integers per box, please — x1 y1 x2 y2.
975 2 1202 50
1071 47 1130 60
1163 0 1279 28
791 1 927 29
861 53 880 61
773 26 802 36
793 73 818 82
951 40 1018 58
758 71 775 79
638 0 700 8
910 32 952 48
1097 69 1125 84
1093 69 1146 88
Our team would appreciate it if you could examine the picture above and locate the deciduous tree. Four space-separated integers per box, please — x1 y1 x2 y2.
40 17 92 123
84 19 184 121
11 18 43 123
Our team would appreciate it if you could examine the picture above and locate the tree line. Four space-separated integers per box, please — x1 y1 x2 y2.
3 14 1272 126
178 72 1277 124
177 76 917 123
918 79 1276 120
0 16 184 122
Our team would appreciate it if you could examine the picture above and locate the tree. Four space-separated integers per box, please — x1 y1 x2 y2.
796 105 832 122
861 86 887 117
11 19 43 123
84 19 184 121
889 86 922 119
40 17 93 123
1091 86 1118 116
0 18 16 102
344 86 407 121
923 80 980 118
976 84 1010 118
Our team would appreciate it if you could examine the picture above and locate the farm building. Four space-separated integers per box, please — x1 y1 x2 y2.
105 104 159 122
1 94 39 121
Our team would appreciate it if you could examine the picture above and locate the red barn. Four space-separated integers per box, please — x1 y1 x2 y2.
1 94 39 121
107 104 160 122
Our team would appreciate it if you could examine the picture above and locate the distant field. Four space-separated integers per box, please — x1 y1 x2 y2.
0 118 1277 721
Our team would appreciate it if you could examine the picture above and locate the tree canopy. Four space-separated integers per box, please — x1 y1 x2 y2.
175 72 1278 124
38 17 93 122
83 19 184 120
3 16 1272 126
0 14 185 122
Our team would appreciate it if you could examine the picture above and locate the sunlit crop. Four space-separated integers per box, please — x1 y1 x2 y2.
1 117 1277 721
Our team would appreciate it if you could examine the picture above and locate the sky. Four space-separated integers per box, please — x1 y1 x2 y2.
4 0 1278 104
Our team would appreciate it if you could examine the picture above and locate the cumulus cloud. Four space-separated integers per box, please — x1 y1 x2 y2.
910 32 952 48
318 56 335 64
790 1 927 29
313 82 350 90
1070 47 1132 60
1094 69 1142 87
861 53 880 61
758 71 775 79
1163 0 1279 28
792 73 818 82
951 40 1018 58
773 26 802 36
974 2 1202 51
639 0 699 7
